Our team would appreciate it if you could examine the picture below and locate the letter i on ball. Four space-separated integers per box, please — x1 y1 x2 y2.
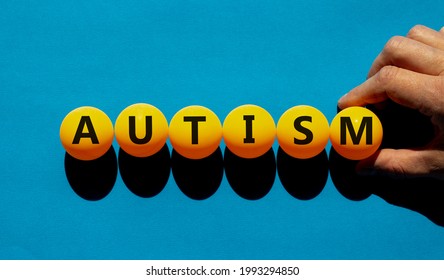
223 104 276 158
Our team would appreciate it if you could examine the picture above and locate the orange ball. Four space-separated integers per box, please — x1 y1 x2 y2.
114 103 168 157
223 104 276 158
60 106 114 161
169 105 222 159
277 105 329 159
330 106 383 160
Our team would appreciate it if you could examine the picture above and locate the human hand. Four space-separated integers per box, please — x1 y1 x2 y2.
337 25 444 180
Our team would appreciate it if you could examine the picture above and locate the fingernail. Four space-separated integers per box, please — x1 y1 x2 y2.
337 93 348 109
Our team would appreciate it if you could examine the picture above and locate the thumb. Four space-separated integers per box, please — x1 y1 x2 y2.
356 148 444 180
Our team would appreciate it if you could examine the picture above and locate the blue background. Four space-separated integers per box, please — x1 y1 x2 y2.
1 0 444 259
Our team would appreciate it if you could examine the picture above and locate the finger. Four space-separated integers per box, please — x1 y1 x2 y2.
440 26 444 34
357 148 444 180
367 36 444 78
338 66 442 116
406 25 444 51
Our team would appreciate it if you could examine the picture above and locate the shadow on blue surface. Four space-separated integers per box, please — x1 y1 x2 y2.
224 147 276 200
172 147 224 200
64 147 118 201
277 147 328 200
118 144 170 198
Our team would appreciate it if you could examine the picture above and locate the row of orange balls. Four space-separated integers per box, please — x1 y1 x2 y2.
60 104 383 161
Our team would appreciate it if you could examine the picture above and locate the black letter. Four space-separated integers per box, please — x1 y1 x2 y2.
243 115 255 144
128 116 152 144
184 116 206 144
340 116 373 145
72 116 99 144
293 116 314 145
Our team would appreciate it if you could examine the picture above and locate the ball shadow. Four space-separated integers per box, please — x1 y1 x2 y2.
224 147 276 200
171 148 224 200
329 147 376 201
64 146 118 201
118 144 170 198
331 102 444 226
277 147 328 200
